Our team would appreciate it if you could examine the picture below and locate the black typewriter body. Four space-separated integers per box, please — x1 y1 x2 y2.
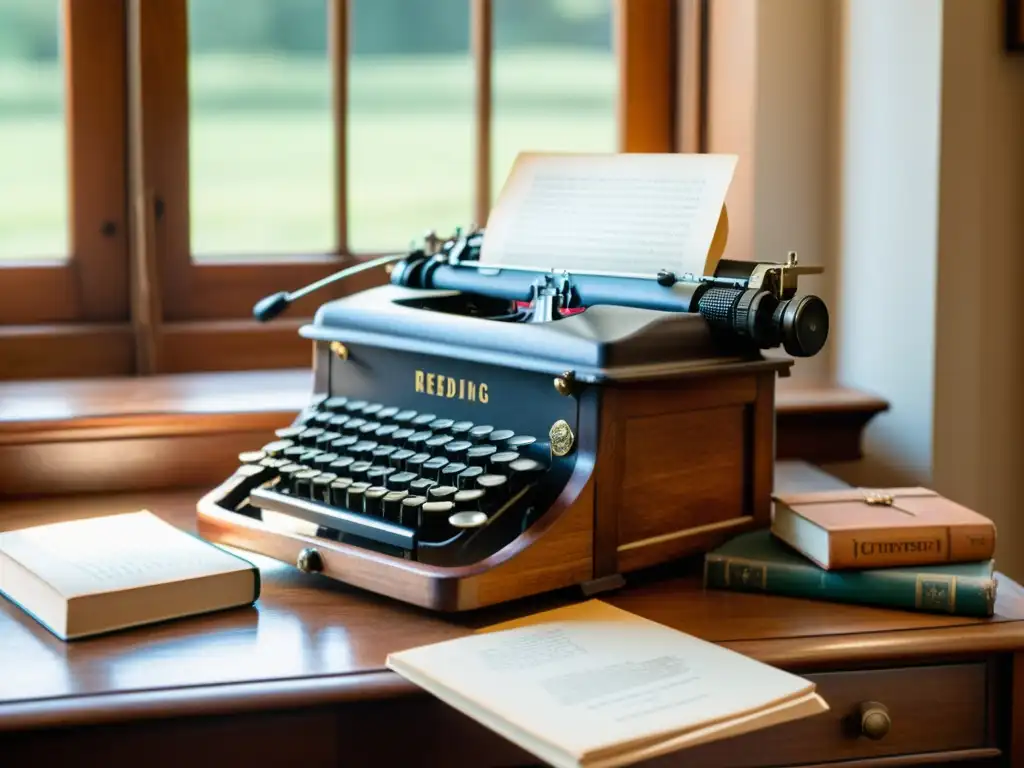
197 230 829 610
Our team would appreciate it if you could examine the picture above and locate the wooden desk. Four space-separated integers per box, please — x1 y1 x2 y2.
1 462 1022 767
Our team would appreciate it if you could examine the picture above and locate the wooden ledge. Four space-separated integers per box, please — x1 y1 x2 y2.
0 370 887 498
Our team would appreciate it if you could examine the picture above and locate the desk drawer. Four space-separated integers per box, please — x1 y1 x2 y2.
643 662 991 767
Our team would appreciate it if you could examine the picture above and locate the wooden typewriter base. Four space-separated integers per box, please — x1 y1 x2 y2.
197 364 781 611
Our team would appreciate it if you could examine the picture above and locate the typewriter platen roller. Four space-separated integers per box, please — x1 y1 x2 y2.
197 228 828 611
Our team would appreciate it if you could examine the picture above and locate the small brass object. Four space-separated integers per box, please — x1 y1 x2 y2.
329 341 349 360
549 419 575 457
553 370 576 396
859 701 891 740
296 547 324 573
863 492 894 506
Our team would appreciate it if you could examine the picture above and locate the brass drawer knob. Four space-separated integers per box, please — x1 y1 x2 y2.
859 701 891 740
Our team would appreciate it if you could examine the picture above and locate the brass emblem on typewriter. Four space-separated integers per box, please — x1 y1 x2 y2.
329 341 349 360
549 419 574 457
414 370 489 403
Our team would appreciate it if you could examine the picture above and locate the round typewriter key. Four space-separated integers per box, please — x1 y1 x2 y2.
507 435 536 450
427 484 458 502
363 486 388 515
453 489 485 511
476 473 508 495
387 471 417 491
330 477 353 506
349 440 378 458
468 425 494 442
393 409 417 424
283 445 307 460
400 495 427 526
374 424 400 443
348 460 373 481
410 477 436 495
406 431 433 450
344 399 368 412
312 472 337 502
405 452 431 473
428 418 455 432
444 440 473 462
342 417 366 433
382 490 408 521
312 412 334 425
329 455 355 473
293 468 321 498
509 458 543 489
299 449 323 463
239 450 266 464
275 426 305 440
236 463 267 479
425 434 453 450
419 501 455 536
298 427 324 446
372 445 397 461
441 462 468 482
457 465 484 489
377 406 399 420
323 396 348 411
330 435 358 452
261 439 294 456
346 481 371 509
489 429 515 448
361 403 383 416
449 510 488 529
315 431 342 448
328 414 351 428
423 456 449 479
313 452 339 468
389 448 415 469
451 421 474 437
466 444 497 466
412 413 436 427
366 466 394 484
489 451 519 470
260 457 289 470
391 427 415 445
359 420 382 435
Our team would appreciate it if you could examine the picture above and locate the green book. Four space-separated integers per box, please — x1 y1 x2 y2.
704 529 997 617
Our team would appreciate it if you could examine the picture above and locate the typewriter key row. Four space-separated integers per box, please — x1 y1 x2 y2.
233 396 550 558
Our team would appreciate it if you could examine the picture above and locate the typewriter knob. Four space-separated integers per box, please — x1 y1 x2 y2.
774 295 829 357
554 370 576 396
296 547 324 574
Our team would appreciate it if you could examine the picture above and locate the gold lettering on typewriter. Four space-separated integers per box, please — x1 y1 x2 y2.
415 370 489 403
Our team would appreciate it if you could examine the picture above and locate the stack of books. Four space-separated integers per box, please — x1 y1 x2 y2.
704 487 999 617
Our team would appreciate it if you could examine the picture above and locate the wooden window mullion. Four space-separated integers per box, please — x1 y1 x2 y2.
471 0 492 228
329 0 349 254
615 0 677 153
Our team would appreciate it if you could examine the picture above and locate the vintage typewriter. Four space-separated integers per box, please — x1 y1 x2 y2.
197 228 828 611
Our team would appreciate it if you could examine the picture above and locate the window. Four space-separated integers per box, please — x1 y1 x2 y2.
0 0 679 379
0 0 128 371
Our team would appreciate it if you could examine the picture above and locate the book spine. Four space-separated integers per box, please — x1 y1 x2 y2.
827 523 996 569
703 555 996 617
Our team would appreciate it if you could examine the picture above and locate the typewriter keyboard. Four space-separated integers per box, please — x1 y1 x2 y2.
214 395 565 565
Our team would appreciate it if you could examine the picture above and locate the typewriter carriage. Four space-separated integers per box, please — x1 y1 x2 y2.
196 228 824 611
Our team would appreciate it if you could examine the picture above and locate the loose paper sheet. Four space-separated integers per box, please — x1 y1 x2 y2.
480 152 737 278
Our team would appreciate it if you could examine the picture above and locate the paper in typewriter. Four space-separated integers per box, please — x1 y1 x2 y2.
480 152 737 278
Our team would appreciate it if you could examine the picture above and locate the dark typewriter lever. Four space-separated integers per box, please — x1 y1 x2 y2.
252 252 407 322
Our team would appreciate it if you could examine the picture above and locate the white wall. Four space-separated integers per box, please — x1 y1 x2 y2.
829 0 943 487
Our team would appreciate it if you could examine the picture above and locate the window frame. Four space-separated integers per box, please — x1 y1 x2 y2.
0 0 129 328
1 0 680 378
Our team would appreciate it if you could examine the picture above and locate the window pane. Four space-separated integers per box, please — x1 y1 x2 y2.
0 0 67 261
187 0 334 257
491 0 616 201
347 0 474 252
